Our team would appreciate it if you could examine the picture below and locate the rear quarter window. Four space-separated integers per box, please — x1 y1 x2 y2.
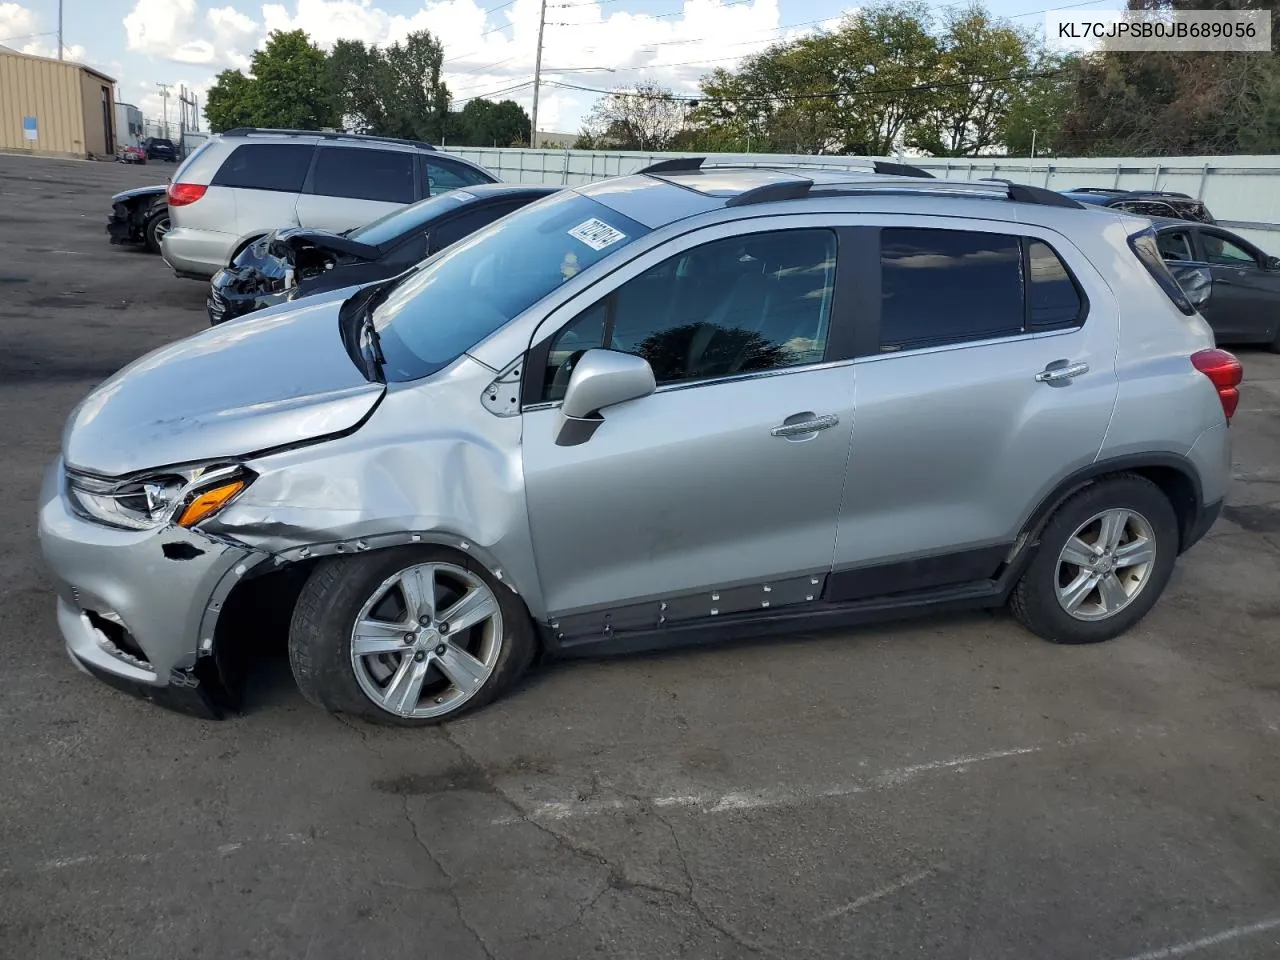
211 143 316 192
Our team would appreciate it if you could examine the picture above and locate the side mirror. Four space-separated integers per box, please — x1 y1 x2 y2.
1266 255 1280 271
1169 264 1213 310
555 349 655 447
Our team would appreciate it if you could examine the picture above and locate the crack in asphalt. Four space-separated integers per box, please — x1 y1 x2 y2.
435 724 776 957
400 794 497 960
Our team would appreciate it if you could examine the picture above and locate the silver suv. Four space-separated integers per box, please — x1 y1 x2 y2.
41 160 1240 724
159 128 498 281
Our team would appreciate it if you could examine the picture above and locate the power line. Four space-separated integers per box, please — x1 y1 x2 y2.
545 68 1063 103
0 30 55 42
453 79 536 106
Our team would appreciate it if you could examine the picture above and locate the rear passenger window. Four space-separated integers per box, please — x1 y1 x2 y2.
211 143 315 192
541 229 835 401
311 148 415 203
880 229 1023 351
1027 240 1083 328
879 228 1086 352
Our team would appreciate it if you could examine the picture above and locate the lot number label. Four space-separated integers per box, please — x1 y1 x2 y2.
569 218 626 251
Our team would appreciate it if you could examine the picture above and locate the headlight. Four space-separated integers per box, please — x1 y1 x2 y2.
68 463 254 531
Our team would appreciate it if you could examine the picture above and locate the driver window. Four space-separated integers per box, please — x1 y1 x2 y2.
1156 230 1193 262
540 229 836 403
1202 233 1257 266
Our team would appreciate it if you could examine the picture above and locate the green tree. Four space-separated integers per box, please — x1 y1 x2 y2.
249 29 337 130
379 31 451 142
451 98 531 146
328 39 386 134
579 82 687 150
204 68 256 133
1001 54 1076 156
906 4 1033 156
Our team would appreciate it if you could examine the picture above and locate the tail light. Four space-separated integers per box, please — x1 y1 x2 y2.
1191 349 1243 423
167 182 206 207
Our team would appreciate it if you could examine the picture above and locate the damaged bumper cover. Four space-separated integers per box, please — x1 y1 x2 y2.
38 458 270 718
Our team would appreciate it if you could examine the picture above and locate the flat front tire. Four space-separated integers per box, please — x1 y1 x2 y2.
1010 474 1179 644
288 547 536 725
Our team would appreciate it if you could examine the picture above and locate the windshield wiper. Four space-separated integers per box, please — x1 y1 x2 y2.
360 305 386 382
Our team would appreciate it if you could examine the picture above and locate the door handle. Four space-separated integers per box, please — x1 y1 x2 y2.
1035 360 1089 384
772 414 839 438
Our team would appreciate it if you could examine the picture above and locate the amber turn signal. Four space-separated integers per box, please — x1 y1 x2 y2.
177 480 246 528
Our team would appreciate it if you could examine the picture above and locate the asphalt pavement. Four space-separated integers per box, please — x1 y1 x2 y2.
2 153 1279 960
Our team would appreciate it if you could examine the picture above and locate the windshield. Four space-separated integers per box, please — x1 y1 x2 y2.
370 190 650 382
350 190 479 247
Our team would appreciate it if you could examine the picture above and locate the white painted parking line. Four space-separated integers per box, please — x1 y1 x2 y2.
1110 916 1280 960
818 866 941 921
492 739 1077 825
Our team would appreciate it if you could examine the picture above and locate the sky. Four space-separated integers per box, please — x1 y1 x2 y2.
0 0 1121 137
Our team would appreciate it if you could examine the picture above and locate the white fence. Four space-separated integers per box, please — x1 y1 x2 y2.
443 147 1280 250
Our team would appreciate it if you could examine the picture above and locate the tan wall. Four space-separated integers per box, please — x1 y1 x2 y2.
78 70 115 155
0 50 90 158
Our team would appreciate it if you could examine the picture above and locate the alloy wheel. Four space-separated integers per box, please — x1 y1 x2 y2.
349 562 503 719
1054 508 1157 621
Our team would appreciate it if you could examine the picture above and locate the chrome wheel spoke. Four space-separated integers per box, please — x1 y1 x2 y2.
399 564 437 622
382 655 429 715
1060 536 1096 569
1113 537 1154 568
1098 510 1129 552
436 644 489 692
440 587 498 634
1059 570 1099 614
352 619 412 657
1096 572 1129 613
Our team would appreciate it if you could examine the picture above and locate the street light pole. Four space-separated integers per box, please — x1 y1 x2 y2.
529 0 547 149
157 82 171 140
57 0 63 60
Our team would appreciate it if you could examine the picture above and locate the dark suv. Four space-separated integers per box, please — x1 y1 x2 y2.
143 137 178 162
1060 188 1214 224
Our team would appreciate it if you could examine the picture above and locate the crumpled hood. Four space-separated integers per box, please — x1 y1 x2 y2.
64 289 383 477
111 184 167 204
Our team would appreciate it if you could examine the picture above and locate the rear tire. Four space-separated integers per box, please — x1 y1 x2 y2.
288 546 537 726
1009 474 1179 644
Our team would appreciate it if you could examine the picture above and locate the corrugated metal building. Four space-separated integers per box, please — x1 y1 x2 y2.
0 47 117 159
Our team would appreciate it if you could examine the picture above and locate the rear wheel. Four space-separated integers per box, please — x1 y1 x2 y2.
144 211 170 254
288 547 536 725
1010 475 1179 644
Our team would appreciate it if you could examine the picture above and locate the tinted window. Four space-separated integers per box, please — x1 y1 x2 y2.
542 229 835 400
424 158 493 195
1027 240 1083 328
880 229 1023 351
311 148 415 203
431 203 519 251
1202 232 1257 266
212 143 315 192
371 190 649 382
1157 230 1194 262
350 191 477 247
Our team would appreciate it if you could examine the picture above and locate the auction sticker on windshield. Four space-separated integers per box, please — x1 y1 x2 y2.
569 218 627 251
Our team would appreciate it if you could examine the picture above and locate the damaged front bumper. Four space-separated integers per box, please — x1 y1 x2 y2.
38 458 268 718
207 266 290 325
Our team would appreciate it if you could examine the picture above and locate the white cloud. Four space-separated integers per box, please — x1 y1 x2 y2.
0 2 83 60
115 0 825 132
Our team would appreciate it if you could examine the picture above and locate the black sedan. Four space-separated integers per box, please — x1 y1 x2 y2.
106 184 170 254
207 183 559 325
1155 219 1280 350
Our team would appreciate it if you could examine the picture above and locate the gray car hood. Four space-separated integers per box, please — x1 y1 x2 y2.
64 289 383 476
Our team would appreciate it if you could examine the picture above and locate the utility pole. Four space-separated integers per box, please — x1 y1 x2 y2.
157 82 171 140
57 0 63 59
529 0 547 149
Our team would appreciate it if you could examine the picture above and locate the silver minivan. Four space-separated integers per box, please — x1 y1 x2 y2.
160 128 498 281
41 161 1239 724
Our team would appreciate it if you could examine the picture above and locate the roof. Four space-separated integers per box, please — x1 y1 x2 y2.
0 45 115 83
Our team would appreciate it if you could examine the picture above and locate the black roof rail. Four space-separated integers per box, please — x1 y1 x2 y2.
1067 186 1126 194
220 128 436 150
635 157 706 174
724 178 814 207
872 160 934 179
1126 189 1195 200
980 178 1086 209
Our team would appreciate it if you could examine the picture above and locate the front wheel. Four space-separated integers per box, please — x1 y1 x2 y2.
288 547 536 725
1009 475 1179 644
144 211 170 254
